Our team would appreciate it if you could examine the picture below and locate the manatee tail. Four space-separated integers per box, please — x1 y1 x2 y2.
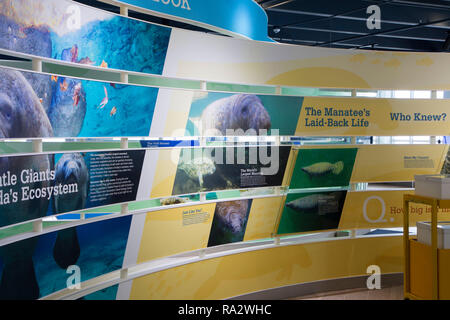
332 161 344 175
53 228 81 269
0 259 39 300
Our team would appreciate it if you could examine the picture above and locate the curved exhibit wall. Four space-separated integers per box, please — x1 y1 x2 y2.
106 0 272 42
0 146 292 228
3 65 450 140
1 0 450 90
0 143 446 231
0 67 450 140
0 0 448 300
164 29 450 90
0 215 131 300
127 235 403 300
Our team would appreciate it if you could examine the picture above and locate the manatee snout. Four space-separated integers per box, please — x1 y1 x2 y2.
63 162 82 182
229 212 244 233
233 95 271 133
0 93 15 138
54 153 89 213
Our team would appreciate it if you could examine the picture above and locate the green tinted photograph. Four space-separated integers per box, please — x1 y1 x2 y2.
277 191 347 235
290 148 358 189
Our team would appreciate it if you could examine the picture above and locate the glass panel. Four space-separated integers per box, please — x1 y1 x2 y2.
393 90 411 99
43 62 121 82
413 91 431 99
356 91 377 98
129 74 201 90
281 87 320 96
206 82 276 94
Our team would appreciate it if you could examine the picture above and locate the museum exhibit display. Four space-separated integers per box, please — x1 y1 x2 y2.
0 0 449 301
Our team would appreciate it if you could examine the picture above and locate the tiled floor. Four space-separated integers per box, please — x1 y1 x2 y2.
290 285 404 300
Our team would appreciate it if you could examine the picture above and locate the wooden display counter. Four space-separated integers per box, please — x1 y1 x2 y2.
404 194 450 300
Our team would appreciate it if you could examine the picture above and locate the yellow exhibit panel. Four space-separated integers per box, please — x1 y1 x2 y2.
150 149 182 199
351 145 448 183
287 144 447 184
339 190 450 230
296 98 450 136
173 32 450 90
137 203 216 263
130 236 403 300
162 90 195 137
243 197 284 241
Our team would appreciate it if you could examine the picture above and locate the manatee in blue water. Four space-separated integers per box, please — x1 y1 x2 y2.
52 153 89 269
0 69 53 139
200 94 271 136
47 46 87 137
0 16 53 112
48 76 87 137
22 72 53 114
0 69 53 299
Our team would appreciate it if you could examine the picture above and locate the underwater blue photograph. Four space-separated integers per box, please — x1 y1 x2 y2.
0 216 131 299
0 0 171 75
0 67 159 139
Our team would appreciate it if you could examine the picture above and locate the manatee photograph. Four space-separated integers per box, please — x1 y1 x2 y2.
0 0 171 74
0 216 131 299
277 191 347 235
186 92 303 137
0 149 143 227
171 146 291 196
289 148 358 189
0 0 171 139
0 148 145 299
207 199 252 247
0 66 159 139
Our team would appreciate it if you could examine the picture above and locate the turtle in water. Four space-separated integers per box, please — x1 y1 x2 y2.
178 156 216 191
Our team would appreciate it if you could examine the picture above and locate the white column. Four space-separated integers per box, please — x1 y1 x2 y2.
33 220 43 233
120 5 129 16
120 138 129 149
121 203 129 215
33 139 43 153
32 59 42 72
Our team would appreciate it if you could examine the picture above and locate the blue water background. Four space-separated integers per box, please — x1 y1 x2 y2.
78 81 158 138
51 15 170 75
32 216 131 298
